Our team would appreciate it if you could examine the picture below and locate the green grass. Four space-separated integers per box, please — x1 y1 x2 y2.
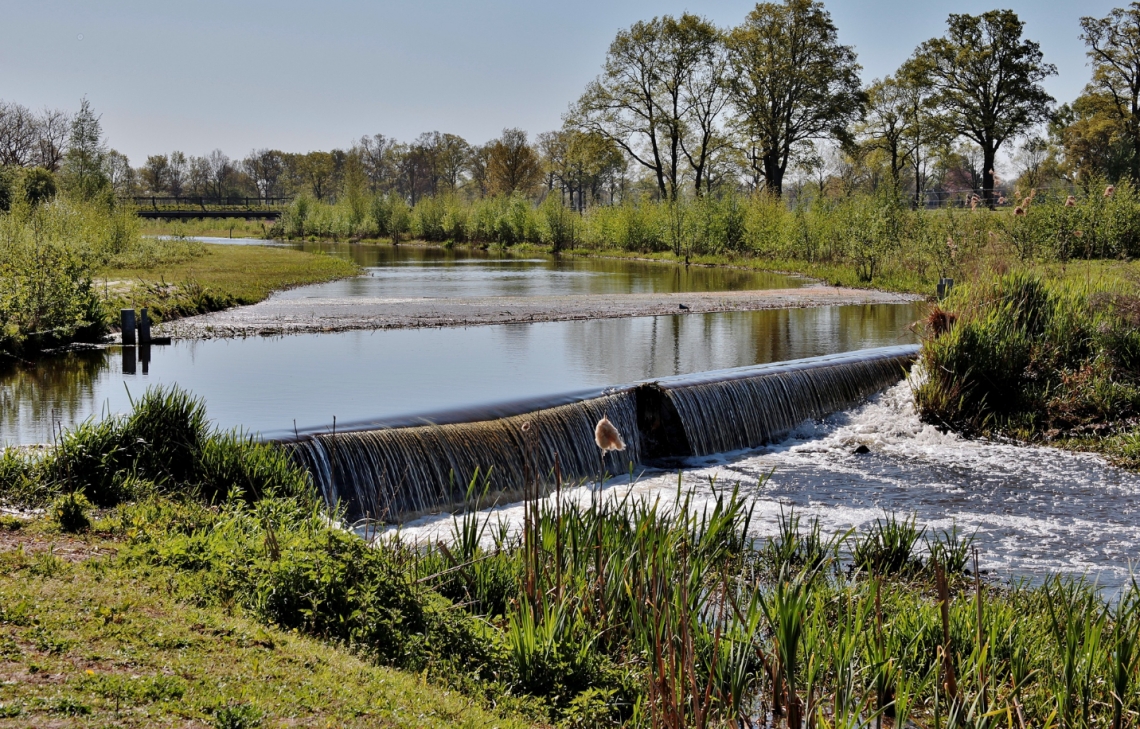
0 521 528 728
914 272 1140 471
99 243 359 323
140 218 278 240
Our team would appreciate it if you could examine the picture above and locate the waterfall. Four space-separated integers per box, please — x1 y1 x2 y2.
287 390 641 522
283 345 917 522
647 345 918 457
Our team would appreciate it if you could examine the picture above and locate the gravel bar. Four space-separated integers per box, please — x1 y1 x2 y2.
155 286 925 340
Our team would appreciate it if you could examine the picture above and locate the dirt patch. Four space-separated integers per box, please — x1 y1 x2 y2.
0 527 117 563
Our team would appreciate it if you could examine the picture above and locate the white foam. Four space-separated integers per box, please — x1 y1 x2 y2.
377 382 1140 589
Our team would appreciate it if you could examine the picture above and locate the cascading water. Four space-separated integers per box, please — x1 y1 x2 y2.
651 345 919 457
288 390 642 521
284 345 918 521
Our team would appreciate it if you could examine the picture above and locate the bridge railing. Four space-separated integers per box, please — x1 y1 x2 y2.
126 196 294 210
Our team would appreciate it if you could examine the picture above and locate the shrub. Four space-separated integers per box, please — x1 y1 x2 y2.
213 702 263 729
51 491 91 532
915 273 1140 435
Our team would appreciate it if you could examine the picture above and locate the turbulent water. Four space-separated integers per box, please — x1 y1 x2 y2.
288 347 915 522
384 381 1140 591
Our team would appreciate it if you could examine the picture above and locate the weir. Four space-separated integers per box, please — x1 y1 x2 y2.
284 345 918 522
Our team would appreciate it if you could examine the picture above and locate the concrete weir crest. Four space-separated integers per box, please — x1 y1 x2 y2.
282 345 919 522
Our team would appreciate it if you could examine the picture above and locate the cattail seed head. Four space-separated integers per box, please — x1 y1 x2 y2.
595 415 625 452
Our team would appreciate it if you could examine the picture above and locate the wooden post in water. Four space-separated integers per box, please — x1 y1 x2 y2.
120 309 136 345
138 308 151 344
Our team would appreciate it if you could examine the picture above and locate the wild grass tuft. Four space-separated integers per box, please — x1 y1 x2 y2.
915 272 1140 439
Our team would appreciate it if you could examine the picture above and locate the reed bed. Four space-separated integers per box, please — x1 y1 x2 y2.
266 181 1140 295
398 476 1140 728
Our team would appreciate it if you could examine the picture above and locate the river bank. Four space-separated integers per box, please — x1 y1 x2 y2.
99 242 360 326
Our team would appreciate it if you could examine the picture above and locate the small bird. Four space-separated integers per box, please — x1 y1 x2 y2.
595 415 625 452
678 303 690 311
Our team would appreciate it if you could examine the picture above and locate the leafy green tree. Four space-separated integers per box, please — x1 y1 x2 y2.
1080 4 1140 181
486 128 543 196
1054 95 1133 182
61 98 109 201
142 154 170 194
19 167 57 207
570 13 725 199
724 0 864 197
912 10 1056 204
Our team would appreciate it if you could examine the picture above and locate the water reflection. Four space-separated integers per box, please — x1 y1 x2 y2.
1 304 924 446
280 243 803 299
0 350 110 441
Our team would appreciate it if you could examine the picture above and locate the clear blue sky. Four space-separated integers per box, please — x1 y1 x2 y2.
0 0 1121 163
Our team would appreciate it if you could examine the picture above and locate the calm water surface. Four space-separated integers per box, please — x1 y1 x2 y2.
2 243 902 444
1 304 923 445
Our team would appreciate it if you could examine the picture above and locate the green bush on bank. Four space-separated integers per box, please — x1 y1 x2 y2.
915 272 1140 440
0 190 211 355
0 385 312 508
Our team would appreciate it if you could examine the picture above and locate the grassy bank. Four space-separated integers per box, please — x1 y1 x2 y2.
102 242 358 324
0 199 358 356
915 272 1140 469
3 386 1139 728
0 521 526 728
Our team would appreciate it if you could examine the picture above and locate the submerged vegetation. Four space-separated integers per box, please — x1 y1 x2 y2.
3 387 1140 727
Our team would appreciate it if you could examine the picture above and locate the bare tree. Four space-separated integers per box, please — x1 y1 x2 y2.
206 149 233 198
33 108 70 171
468 143 492 197
187 155 211 197
242 149 284 201
672 15 731 196
0 101 39 167
357 134 401 192
168 151 187 196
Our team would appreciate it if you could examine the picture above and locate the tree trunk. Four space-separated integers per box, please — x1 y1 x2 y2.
763 151 784 198
1132 125 1140 183
982 144 997 208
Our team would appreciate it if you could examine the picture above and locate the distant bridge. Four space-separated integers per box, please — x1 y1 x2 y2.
127 196 293 220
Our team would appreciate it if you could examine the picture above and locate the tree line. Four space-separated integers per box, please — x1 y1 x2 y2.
6 1 1140 210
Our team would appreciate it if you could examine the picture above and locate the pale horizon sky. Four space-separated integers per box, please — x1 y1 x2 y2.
0 0 1123 164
